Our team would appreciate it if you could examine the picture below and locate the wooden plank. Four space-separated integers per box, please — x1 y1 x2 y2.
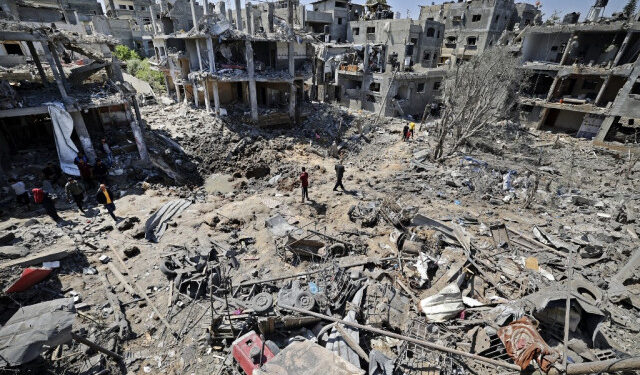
0 247 73 269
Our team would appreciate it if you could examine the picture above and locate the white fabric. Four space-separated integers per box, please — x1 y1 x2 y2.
47 103 80 176
10 181 26 195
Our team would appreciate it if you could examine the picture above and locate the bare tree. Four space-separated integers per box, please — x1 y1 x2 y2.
432 48 526 160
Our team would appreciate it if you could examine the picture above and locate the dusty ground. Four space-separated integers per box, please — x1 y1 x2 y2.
1 101 639 374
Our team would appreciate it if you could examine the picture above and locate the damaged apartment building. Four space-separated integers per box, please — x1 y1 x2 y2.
0 0 156 57
0 22 150 182
148 0 313 125
419 0 541 65
518 19 640 143
313 0 446 120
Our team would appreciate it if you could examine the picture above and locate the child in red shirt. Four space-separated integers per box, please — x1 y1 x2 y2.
300 167 309 202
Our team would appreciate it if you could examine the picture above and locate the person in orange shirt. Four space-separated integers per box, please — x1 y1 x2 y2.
96 184 117 221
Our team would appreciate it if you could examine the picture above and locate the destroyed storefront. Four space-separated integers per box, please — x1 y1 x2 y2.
0 23 151 185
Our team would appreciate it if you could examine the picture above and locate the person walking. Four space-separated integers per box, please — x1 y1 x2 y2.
96 184 117 221
409 122 415 138
65 177 85 212
300 167 309 203
101 138 114 167
9 178 30 209
93 159 109 185
32 188 62 223
74 152 93 189
402 124 409 141
333 162 346 192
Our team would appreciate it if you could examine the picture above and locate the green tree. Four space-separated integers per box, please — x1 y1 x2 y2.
114 45 140 61
623 0 637 18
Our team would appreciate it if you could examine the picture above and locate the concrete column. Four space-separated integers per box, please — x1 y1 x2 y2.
184 85 189 104
203 79 211 112
546 76 560 101
536 108 550 130
190 0 199 30
219 1 226 18
613 31 632 67
235 0 243 30
594 116 616 141
69 111 97 163
163 74 171 98
212 80 221 113
203 0 208 15
41 43 69 102
196 39 204 71
560 33 576 65
288 41 296 122
595 75 611 106
363 44 370 74
245 40 258 121
246 2 252 34
267 3 274 33
150 7 158 35
48 43 69 90
26 41 47 84
193 81 199 107
175 82 182 102
207 36 216 73
129 119 150 163
109 56 125 82
228 9 234 23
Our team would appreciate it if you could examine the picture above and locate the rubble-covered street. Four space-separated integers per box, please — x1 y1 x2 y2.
1 0 640 374
1 99 639 374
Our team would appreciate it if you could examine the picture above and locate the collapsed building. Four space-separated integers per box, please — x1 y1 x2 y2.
419 0 541 65
0 22 150 182
148 0 313 125
316 17 446 119
518 20 640 143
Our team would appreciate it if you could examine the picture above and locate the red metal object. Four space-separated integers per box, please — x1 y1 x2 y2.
232 331 275 375
498 316 559 372
5 267 53 293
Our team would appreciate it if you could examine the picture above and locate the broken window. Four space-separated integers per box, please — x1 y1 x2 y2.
467 36 477 46
551 46 559 51
4 43 23 55
631 81 640 95
369 82 380 92
410 38 418 45
452 15 462 25
338 18 342 24
417 83 425 92
335 1 347 7
367 27 375 34
472 14 481 22
433 81 441 90
423 51 430 61
119 5 127 9
426 27 435 37
353 27 359 35
128 5 134 10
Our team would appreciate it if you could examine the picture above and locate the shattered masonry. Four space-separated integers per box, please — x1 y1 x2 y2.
0 0 640 375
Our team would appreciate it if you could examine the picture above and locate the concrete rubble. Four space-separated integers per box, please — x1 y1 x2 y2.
0 0 640 374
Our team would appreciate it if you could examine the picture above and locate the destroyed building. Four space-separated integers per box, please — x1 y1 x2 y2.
518 21 640 143
419 0 541 65
0 22 150 182
148 0 312 125
0 0 103 25
306 0 364 42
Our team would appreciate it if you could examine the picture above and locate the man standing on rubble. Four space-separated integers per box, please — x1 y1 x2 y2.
74 152 93 189
65 177 85 213
300 167 309 203
409 122 416 138
96 184 117 221
402 124 410 141
333 160 346 192
32 188 63 224
93 159 109 185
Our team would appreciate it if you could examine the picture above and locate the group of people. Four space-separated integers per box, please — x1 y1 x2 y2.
7 139 120 225
402 122 416 141
299 160 347 203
